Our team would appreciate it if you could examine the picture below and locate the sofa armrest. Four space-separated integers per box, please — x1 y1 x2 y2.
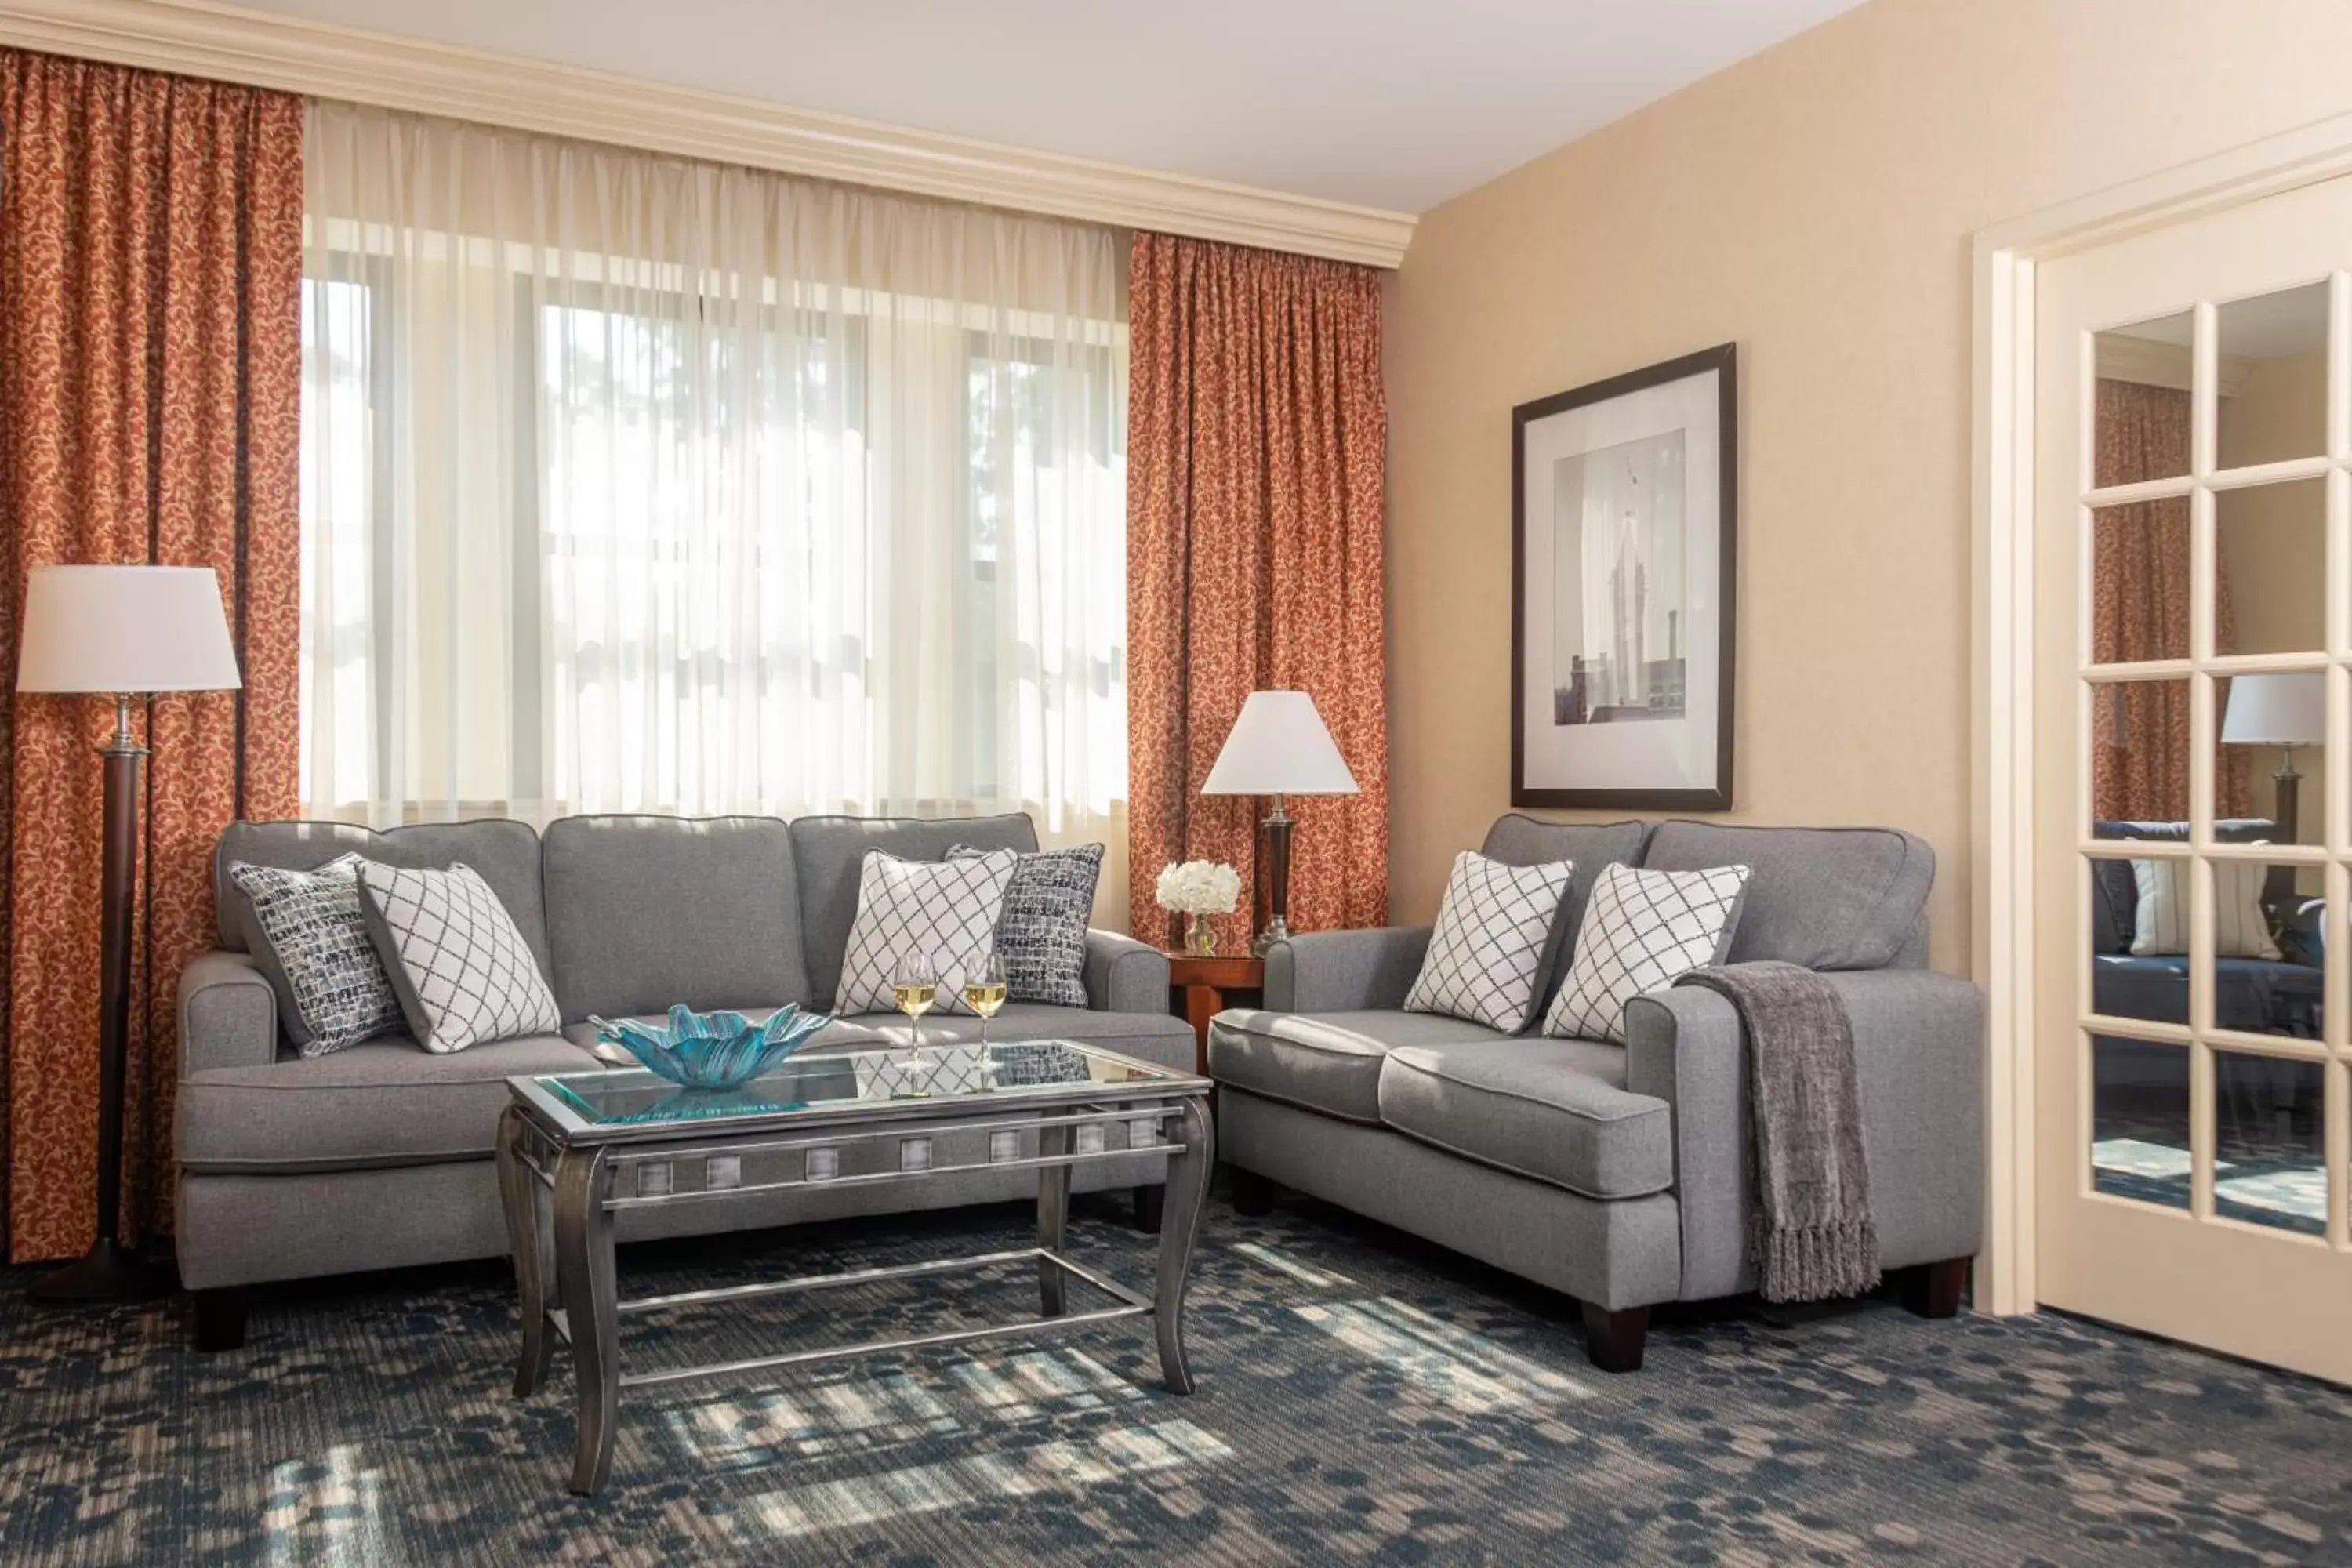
1083 930 1170 1014
179 950 282 1076
1262 926 1433 1014
1623 966 1984 1302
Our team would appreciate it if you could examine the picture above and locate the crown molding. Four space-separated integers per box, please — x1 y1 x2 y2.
0 0 1416 268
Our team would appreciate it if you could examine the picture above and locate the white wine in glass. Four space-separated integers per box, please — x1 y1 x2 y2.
891 951 938 1049
963 949 1008 1047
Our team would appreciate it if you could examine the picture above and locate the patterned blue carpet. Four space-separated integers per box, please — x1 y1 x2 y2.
2 1189 2349 1565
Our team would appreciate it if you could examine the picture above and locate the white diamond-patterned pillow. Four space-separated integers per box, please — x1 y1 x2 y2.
1544 862 1751 1044
1403 850 1575 1033
354 861 560 1053
835 849 1019 1016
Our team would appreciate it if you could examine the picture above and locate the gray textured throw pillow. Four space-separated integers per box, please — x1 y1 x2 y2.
227 854 405 1056
950 841 1104 1007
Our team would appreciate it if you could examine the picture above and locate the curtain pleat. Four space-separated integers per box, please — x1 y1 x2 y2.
2089 379 2249 822
0 49 301 1260
1127 233 1388 950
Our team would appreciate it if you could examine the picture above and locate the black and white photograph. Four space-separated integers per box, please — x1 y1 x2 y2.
1513 343 1736 808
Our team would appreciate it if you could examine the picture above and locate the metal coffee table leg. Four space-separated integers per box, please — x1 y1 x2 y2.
1155 1096 1214 1393
1036 1116 1072 1317
552 1145 619 1496
496 1106 555 1398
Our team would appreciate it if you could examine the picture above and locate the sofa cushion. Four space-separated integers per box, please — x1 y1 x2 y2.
1641 821 1933 971
1376 1038 1673 1200
840 1004 1198 1073
215 818 554 985
1479 815 1651 1025
1207 1008 1512 1123
178 1033 595 1174
789 814 1039 1010
543 815 810 1024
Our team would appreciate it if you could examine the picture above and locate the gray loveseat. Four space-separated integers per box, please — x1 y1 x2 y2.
176 811 1191 1349
1208 816 1984 1371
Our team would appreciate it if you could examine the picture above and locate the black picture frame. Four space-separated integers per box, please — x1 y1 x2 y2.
1511 343 1737 811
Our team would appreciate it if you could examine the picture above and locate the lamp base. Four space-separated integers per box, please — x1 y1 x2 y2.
1252 915 1290 957
26 1236 162 1305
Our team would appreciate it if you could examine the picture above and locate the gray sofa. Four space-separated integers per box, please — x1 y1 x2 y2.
1208 816 1984 1371
176 811 1192 1349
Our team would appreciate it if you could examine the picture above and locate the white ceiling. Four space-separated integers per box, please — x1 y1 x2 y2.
228 0 1867 213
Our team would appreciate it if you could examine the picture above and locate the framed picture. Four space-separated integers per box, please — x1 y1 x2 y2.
1512 343 1737 811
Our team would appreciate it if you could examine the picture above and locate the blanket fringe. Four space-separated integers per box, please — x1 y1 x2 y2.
1755 1216 1882 1305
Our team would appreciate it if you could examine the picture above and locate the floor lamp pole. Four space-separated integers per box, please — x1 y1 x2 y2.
30 695 156 1303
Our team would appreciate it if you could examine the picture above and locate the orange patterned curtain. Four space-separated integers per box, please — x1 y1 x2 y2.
1127 232 1388 950
2089 378 2249 822
0 50 301 1260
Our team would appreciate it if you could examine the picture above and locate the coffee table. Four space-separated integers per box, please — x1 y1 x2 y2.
495 1038 1214 1494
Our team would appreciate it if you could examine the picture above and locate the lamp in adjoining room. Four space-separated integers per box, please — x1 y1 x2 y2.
16 565 243 1303
1201 690 1359 955
2222 671 2325 842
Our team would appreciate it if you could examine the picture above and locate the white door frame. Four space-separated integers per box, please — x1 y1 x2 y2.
1973 110 2352 1315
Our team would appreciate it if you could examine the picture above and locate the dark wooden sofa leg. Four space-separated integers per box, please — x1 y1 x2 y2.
1895 1257 1970 1319
1229 1167 1275 1218
191 1287 249 1352
1581 1302 1649 1373
1133 1185 1165 1235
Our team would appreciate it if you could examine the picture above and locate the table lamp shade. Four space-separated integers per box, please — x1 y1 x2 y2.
16 565 242 694
1201 690 1358 797
2221 672 2324 747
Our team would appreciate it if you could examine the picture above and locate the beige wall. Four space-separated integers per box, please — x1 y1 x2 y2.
1383 0 2352 970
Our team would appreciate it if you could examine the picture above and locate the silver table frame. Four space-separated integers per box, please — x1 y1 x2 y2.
495 1045 1215 1495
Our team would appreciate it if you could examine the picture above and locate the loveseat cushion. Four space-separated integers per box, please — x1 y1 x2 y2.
1208 1008 1512 1123
215 818 554 986
789 814 1039 1010
1641 821 1933 971
543 815 810 1024
1376 1038 1672 1200
178 1033 595 1174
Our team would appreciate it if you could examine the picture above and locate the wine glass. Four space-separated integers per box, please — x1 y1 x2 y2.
963 948 1008 1047
891 950 938 1049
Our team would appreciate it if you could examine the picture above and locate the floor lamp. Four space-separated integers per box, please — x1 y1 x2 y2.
16 565 243 1303
1201 690 1359 955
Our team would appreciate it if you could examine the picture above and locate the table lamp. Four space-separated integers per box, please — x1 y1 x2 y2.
16 564 243 1302
2222 671 2325 843
1201 690 1359 955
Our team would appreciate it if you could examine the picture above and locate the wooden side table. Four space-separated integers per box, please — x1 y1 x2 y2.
1166 953 1264 1076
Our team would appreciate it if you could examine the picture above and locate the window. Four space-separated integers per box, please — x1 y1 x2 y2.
297 102 1127 876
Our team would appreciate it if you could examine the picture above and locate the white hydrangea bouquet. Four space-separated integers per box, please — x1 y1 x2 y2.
1156 860 1243 956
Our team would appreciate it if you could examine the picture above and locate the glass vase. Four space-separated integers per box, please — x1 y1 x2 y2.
1183 912 1218 958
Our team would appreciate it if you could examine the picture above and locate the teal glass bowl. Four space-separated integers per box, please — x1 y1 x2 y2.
590 1003 833 1091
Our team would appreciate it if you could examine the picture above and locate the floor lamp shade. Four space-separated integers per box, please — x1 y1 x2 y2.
1201 691 1358 954
17 564 243 694
2220 672 2324 749
16 565 241 1306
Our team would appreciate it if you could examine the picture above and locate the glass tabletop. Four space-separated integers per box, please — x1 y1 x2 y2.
525 1038 1197 1134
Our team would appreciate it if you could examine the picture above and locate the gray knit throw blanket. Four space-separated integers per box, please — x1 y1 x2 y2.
1675 960 1881 1303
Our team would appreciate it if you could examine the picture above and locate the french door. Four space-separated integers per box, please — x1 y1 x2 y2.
2034 172 2352 1383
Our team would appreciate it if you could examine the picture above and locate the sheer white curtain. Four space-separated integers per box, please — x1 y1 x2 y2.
299 101 1130 916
